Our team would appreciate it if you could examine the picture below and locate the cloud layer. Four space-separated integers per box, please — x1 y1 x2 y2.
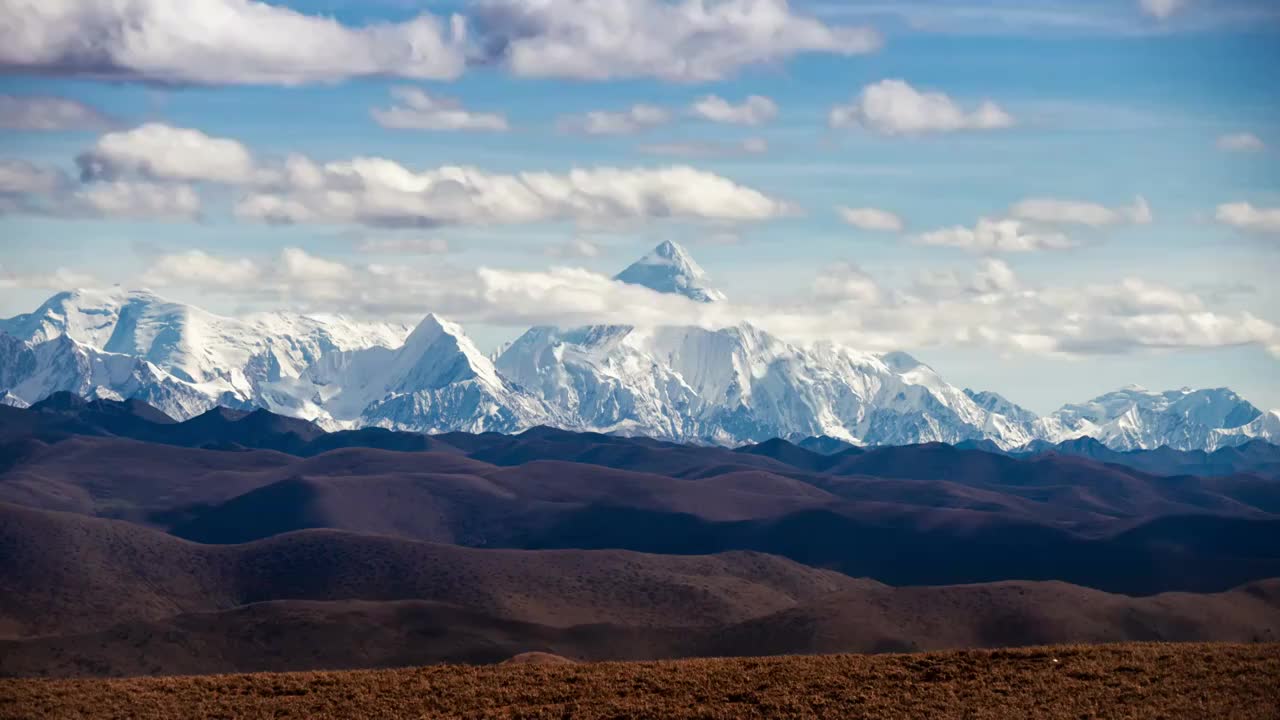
915 218 1074 253
1008 196 1152 227
123 247 1280 361
0 95 114 131
8 122 795 229
237 159 795 227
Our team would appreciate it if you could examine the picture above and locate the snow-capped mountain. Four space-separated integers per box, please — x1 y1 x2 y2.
963 389 1039 427
1033 385 1268 452
1 243 1275 450
0 332 220 418
614 240 727 303
496 247 1033 447
278 313 556 433
0 288 409 421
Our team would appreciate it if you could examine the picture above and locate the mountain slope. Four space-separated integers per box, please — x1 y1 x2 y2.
1035 386 1266 451
0 503 861 639
287 314 558 433
0 288 409 422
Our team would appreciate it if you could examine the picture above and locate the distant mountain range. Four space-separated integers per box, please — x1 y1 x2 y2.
2 241 1276 451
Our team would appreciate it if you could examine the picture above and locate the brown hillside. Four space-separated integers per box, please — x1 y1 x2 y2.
2 643 1276 719
0 503 860 638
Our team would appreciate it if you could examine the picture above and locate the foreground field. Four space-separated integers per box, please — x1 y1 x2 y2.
2 643 1277 720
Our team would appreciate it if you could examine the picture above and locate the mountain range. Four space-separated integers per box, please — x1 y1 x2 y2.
2 241 1275 452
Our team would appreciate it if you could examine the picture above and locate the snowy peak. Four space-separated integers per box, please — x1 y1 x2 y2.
964 389 1039 426
614 240 726 303
1037 386 1267 451
392 313 504 393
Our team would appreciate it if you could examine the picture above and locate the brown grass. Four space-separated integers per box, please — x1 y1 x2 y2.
2 643 1276 720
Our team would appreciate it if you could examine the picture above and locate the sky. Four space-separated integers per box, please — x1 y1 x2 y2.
0 0 1278 414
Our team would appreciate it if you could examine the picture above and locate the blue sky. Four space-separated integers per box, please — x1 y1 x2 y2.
1 0 1278 413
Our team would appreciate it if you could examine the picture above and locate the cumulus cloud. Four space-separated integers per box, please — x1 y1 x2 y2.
0 265 98 291
1215 202 1280 233
129 248 1280 360
640 138 768 158
813 262 881 303
558 105 671 135
0 95 114 131
691 95 778 126
0 159 66 195
915 218 1074 253
1008 196 1152 227
0 0 467 86
68 181 201 219
838 206 904 232
77 123 257 184
1139 0 1187 20
829 79 1014 136
140 250 261 288
1216 133 1265 152
372 87 509 132
473 0 880 82
0 159 199 220
236 157 795 227
36 122 793 229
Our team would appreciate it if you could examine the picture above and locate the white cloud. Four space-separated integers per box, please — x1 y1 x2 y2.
129 248 1280 360
915 217 1074 252
140 250 261 288
558 105 671 135
0 159 66 195
1139 0 1187 20
813 262 881 303
77 123 257 184
0 265 97 291
971 258 1018 293
0 0 467 86
1008 196 1152 227
282 247 351 282
69 181 201 219
371 87 509 132
53 123 796 229
355 236 451 255
0 95 113 131
640 138 768 158
1215 202 1280 233
0 159 199 220
829 79 1014 135
236 157 795 227
838 206 904 232
1216 133 1265 152
691 95 778 126
473 0 880 82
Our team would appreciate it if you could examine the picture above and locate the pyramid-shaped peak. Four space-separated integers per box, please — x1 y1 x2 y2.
397 312 504 391
614 240 726 303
